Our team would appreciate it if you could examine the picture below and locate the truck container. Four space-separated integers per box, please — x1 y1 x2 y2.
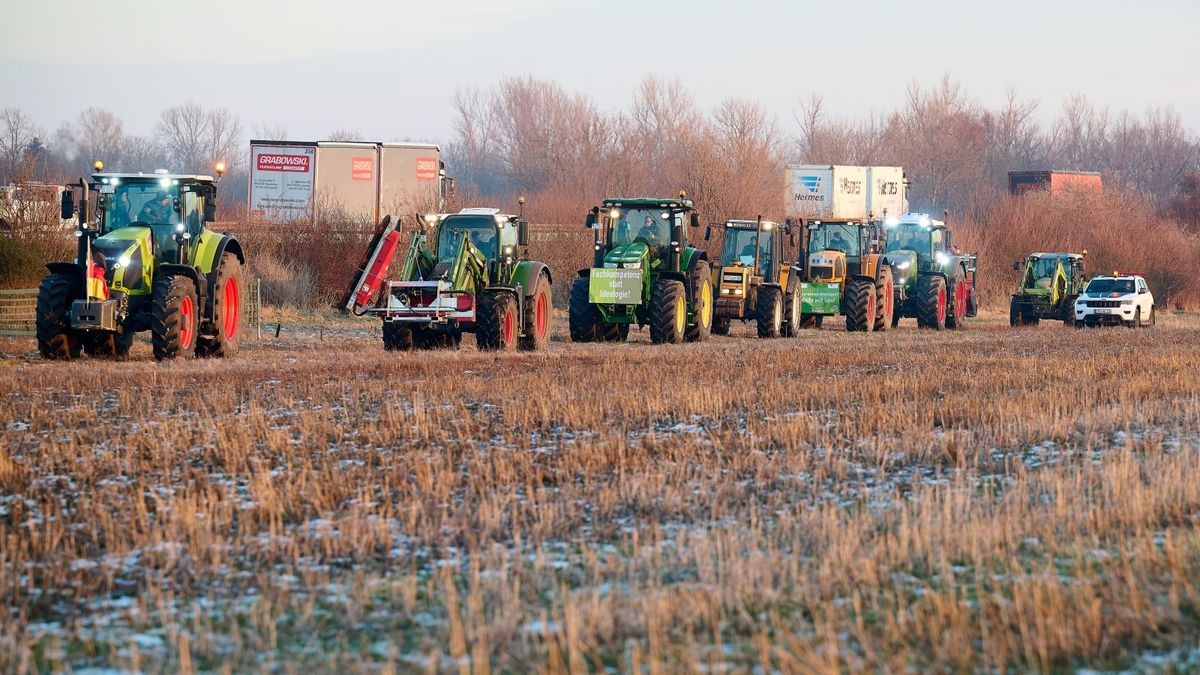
249 139 445 222
787 165 906 219
1008 170 1102 197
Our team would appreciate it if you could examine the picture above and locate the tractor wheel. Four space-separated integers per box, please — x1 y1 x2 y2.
649 277 687 344
891 312 900 329
874 268 894 332
1009 301 1023 327
519 273 552 351
382 322 414 351
915 275 947 330
36 273 81 360
603 322 630 342
196 252 244 358
782 291 801 337
477 290 519 351
151 274 199 361
712 316 732 335
945 268 968 330
798 314 817 329
684 260 713 342
844 278 877 332
83 330 134 360
756 286 783 338
568 277 603 342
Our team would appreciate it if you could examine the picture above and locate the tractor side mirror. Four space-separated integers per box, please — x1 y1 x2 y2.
60 190 75 220
585 210 597 229
518 219 529 246
1012 260 1020 271
689 212 701 228
704 224 712 241
203 200 217 222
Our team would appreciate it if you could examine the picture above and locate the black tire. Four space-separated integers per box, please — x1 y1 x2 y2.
83 330 134 360
151 274 199 361
649 277 687 344
1129 307 1140 329
782 291 801 337
684 260 713 342
603 322 630 342
36 273 81 360
382 322 414 351
519 273 552 351
1146 306 1155 328
568 277 603 342
798 314 817 330
844 278 876 332
756 286 783 338
874 268 894 332
712 316 732 335
1010 301 1023 327
945 267 967 330
477 290 519 351
196 252 244 358
814 315 825 329
915 275 947 330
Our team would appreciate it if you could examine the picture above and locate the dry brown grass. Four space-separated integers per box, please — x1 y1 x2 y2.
2 313 1200 672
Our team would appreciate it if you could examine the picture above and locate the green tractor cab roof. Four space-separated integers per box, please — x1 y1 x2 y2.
423 208 520 226
601 197 694 210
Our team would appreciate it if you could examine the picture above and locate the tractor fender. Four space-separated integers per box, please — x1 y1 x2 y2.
157 264 208 302
193 232 244 275
681 248 708 275
45 262 85 285
510 260 552 297
657 270 687 285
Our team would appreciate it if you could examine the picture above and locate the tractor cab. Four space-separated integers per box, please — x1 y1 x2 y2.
589 196 700 274
718 219 781 279
804 219 881 282
422 208 528 283
883 214 948 274
1009 251 1087 326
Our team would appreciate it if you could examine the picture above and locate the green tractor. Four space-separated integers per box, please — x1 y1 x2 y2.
708 217 802 337
1009 252 1087 326
568 194 713 344
796 218 895 331
36 163 245 360
346 204 553 351
883 213 977 330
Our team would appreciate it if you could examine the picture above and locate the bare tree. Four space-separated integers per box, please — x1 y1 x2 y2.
252 122 290 141
56 108 126 176
1 108 47 182
325 129 364 142
157 102 244 174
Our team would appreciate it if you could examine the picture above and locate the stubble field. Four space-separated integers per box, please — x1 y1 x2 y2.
2 310 1200 673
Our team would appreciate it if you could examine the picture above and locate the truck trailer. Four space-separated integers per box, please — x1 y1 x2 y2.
1008 170 1102 197
786 165 906 220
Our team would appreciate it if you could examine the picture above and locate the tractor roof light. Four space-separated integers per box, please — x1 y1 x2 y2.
609 208 620 219
762 222 774 230
93 160 104 171
884 216 899 227
214 161 226 176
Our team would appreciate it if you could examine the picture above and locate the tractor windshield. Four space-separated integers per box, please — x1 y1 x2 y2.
721 228 760 267
1025 257 1064 289
808 223 860 258
101 182 183 231
886 226 932 259
611 209 671 249
436 215 497 264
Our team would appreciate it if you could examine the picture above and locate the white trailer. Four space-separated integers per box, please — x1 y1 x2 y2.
786 164 906 220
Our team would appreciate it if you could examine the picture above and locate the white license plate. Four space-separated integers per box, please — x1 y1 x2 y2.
1096 309 1110 314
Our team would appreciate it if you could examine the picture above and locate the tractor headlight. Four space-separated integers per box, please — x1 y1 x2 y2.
503 245 515 256
604 262 618 269
935 251 950 265
116 254 131 269
623 262 641 269
175 223 186 233
895 260 911 270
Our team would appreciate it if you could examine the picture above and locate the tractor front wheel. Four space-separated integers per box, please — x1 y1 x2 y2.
946 268 968 330
151 274 199 360
519 273 552 351
756 286 783 339
874 268 894 332
197 252 244 358
684 260 713 342
568 277 603 342
915 275 947 330
844 278 877 332
83 330 134 360
649 278 687 344
36 273 81 360
1010 301 1023 327
477 290 519 351
382 322 414 351
782 291 801 337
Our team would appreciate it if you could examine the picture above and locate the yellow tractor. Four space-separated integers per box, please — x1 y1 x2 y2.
708 218 800 337
798 218 894 331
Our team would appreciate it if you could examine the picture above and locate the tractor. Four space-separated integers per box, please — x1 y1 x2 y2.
796 218 894 331
1009 252 1087 326
708 217 801 338
35 162 245 360
883 213 977 330
344 202 553 351
568 193 712 344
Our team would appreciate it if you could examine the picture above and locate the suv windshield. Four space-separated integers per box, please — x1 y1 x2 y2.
102 182 182 231
436 215 497 264
809 223 860 257
1086 278 1135 295
612 209 671 249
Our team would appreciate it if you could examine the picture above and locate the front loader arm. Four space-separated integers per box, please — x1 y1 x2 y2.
450 235 489 294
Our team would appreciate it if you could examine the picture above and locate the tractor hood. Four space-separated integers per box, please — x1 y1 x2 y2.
91 227 153 294
887 249 918 284
604 242 649 266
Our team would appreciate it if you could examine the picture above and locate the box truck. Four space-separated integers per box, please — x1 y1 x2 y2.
786 165 906 220
249 140 446 222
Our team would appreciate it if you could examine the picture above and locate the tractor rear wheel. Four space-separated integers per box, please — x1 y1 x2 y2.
83 330 134 360
520 273 552 351
568 277 603 342
382 322 414 351
36 273 81 360
873 268 894 332
477 290 519 351
197 252 244 358
756 286 783 339
684 260 713 342
649 277 687 344
151 274 199 360
946 268 968 330
844 278 876 332
915 275 947 330
712 316 731 335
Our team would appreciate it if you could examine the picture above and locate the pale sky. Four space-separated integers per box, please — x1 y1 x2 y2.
3 0 1198 146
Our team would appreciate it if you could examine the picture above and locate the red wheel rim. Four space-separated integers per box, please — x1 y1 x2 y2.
956 282 966 319
937 286 947 323
503 306 516 345
180 295 195 349
223 277 240 340
535 292 548 338
885 280 894 321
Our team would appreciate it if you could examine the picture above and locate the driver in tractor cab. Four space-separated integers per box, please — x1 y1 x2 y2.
637 216 664 259
470 228 497 259
829 231 851 254
141 192 174 224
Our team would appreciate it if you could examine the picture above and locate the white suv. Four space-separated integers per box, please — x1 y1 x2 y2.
1074 275 1155 327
